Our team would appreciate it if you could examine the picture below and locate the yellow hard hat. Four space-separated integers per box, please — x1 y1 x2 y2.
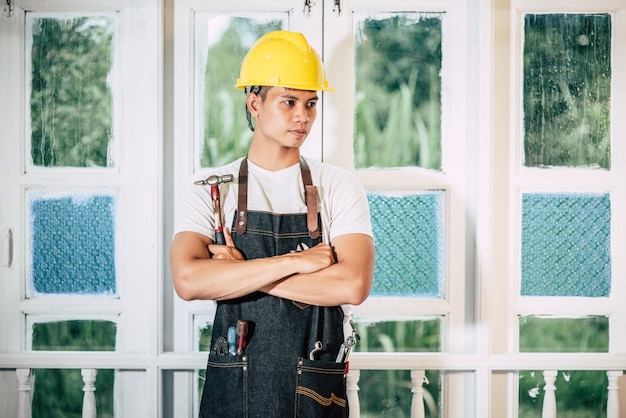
234 30 335 92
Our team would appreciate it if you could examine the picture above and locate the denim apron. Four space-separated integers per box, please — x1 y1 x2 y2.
199 158 348 418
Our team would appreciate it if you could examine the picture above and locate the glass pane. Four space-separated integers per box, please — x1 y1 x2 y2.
196 14 285 168
198 321 213 352
519 316 608 352
28 14 116 168
521 193 611 297
354 318 441 353
32 369 114 418
26 190 118 297
519 370 607 417
368 192 444 297
32 320 116 351
523 14 611 169
354 12 442 170
359 369 441 418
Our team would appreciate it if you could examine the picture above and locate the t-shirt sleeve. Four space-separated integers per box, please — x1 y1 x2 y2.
173 177 215 240
324 168 373 242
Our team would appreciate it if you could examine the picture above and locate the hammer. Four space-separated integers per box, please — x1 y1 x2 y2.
194 174 234 244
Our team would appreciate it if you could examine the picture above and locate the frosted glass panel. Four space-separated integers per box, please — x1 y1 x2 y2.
519 370 606 417
28 14 116 168
519 316 608 352
523 14 611 168
521 193 611 297
354 318 441 352
32 320 116 351
359 369 441 418
26 190 117 297
195 14 285 168
354 12 442 170
368 192 444 297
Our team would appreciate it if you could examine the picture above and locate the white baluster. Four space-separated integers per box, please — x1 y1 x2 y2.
410 369 427 418
607 370 622 418
16 369 32 418
541 370 557 418
81 368 97 418
347 369 360 418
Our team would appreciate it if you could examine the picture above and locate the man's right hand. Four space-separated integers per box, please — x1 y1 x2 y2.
208 228 244 261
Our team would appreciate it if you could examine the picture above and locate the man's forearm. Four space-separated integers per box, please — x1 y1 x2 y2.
262 234 375 306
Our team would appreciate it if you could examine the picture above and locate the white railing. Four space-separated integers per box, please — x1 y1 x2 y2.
16 369 31 418
15 368 98 418
3 352 626 417
81 369 98 418
539 369 623 418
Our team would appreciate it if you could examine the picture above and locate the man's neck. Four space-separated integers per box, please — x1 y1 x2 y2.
246 143 300 171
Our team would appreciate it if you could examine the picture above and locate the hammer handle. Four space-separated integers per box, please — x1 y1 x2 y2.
214 229 225 245
211 184 226 245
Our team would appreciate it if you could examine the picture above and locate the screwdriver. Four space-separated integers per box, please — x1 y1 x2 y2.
236 320 249 355
227 326 237 356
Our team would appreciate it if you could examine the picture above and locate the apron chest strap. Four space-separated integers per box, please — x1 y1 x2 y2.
236 157 320 239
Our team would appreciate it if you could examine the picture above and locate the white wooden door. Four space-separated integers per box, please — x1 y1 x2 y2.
170 0 477 416
0 0 161 416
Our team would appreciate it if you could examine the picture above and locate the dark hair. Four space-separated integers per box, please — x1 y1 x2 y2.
244 86 270 132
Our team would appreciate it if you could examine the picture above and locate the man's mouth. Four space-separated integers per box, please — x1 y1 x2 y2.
290 129 308 138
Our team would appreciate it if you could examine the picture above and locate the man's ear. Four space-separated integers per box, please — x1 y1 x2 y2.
246 93 260 116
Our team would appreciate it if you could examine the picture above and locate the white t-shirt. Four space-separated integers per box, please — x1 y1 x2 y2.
174 157 373 244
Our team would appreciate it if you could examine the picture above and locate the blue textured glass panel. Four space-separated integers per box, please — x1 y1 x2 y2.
368 192 444 297
26 191 117 296
521 193 611 297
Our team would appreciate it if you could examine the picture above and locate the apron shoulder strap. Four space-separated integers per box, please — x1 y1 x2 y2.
299 157 320 239
235 158 249 235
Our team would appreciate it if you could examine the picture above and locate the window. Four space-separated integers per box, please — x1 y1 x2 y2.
2 0 626 416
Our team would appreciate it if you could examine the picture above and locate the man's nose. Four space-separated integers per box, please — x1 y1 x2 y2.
293 104 311 123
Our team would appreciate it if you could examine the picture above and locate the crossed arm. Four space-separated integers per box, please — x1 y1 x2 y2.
169 228 375 307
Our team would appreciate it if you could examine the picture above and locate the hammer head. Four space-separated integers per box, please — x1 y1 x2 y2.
194 174 234 186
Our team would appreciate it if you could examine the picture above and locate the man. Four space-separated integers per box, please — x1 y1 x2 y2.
170 30 375 417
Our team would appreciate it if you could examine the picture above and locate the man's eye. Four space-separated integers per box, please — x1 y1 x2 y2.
308 101 318 108
284 100 295 106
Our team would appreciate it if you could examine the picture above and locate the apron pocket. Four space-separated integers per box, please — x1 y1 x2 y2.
199 354 249 418
294 358 348 418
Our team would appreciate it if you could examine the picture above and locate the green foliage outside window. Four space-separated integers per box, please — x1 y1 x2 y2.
200 18 283 168
356 319 441 418
518 317 610 417
354 13 442 170
523 14 611 168
30 16 115 168
31 320 116 418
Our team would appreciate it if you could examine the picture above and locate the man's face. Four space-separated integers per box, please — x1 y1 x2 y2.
252 87 319 150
